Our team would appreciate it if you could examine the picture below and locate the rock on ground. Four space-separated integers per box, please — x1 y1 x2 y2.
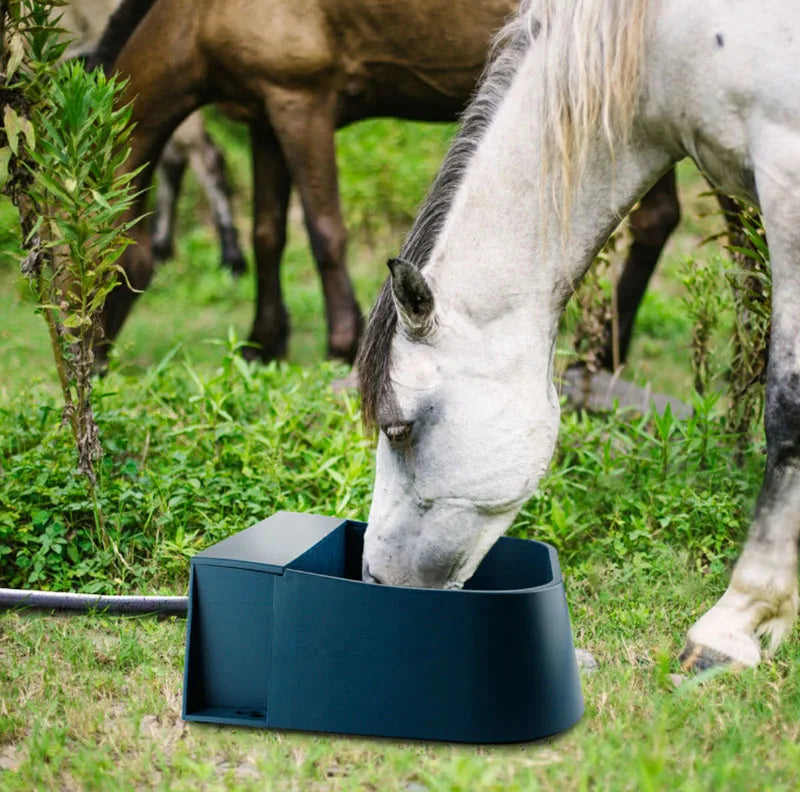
560 365 692 418
575 648 599 673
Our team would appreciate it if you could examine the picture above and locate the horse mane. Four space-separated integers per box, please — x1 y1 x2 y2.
85 0 158 73
358 0 650 432
535 0 649 225
356 12 532 432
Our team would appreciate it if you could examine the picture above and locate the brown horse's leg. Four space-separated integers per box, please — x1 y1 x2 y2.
599 168 681 369
245 121 292 362
96 0 207 365
180 113 247 276
151 139 188 263
264 86 362 363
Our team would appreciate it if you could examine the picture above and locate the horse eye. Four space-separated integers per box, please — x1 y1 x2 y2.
384 422 413 444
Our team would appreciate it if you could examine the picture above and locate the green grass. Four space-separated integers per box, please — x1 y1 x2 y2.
1 556 798 791
0 117 793 789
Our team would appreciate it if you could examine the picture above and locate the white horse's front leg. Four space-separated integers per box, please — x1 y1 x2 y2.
681 513 800 669
681 128 800 670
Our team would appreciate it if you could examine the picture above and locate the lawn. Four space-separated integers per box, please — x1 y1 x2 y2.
1 113 797 791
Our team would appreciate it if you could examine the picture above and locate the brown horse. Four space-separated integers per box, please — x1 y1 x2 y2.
92 0 727 368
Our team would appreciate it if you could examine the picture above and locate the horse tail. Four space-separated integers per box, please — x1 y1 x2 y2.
86 0 159 73
509 0 650 225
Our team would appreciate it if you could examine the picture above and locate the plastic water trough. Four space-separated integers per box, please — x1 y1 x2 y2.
182 511 584 743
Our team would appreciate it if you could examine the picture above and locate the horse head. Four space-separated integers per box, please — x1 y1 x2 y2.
361 258 560 588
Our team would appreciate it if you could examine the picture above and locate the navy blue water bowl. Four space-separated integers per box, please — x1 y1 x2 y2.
182 512 583 743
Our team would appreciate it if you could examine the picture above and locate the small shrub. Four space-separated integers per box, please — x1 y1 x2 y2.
2 1 140 495
724 204 770 456
680 254 729 396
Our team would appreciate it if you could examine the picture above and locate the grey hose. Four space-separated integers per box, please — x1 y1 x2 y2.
0 587 187 615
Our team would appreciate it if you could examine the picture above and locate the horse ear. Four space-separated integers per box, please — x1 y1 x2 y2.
387 258 435 336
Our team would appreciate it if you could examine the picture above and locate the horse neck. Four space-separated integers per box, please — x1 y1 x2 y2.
426 44 672 353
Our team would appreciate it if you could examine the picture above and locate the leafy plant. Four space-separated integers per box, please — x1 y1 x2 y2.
679 254 729 397
570 238 618 378
1 1 140 496
723 203 770 457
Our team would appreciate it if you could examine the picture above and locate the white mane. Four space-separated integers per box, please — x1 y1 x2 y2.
518 0 650 224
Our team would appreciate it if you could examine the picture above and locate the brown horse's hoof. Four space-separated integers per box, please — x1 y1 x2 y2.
327 344 359 366
326 303 364 364
678 640 735 672
328 319 363 365
151 238 174 264
242 338 287 363
221 248 247 278
245 318 290 363
327 331 360 365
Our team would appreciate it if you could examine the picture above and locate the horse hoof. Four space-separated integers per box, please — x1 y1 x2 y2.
242 339 287 363
678 640 735 671
222 250 247 277
241 345 261 363
151 239 173 263
327 347 357 366
328 326 362 365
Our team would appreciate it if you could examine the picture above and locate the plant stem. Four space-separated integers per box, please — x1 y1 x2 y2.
42 300 79 443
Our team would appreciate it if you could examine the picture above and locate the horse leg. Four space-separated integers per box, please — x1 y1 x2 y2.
599 168 680 369
180 113 247 276
96 0 207 365
245 122 292 362
681 135 800 669
264 87 362 362
151 139 187 263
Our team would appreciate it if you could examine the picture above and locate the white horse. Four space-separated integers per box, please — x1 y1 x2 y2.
357 0 800 670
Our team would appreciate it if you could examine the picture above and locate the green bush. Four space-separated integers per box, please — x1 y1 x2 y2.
0 334 764 593
0 340 372 591
2 2 139 489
